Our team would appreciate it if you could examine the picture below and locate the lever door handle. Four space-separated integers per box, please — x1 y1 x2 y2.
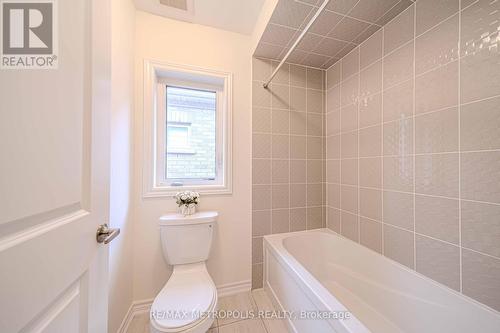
96 224 120 244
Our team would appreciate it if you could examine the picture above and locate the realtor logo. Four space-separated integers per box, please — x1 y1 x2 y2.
1 0 57 69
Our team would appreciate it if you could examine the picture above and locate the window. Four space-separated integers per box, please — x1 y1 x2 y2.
143 60 232 197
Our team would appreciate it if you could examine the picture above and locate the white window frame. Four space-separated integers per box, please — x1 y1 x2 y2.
143 60 232 197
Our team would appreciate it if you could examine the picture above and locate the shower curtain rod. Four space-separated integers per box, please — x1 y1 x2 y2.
263 0 331 89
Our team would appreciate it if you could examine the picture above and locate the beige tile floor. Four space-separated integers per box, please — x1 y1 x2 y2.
126 289 289 333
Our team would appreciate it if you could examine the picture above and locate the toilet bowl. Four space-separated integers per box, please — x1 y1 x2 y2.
150 211 218 333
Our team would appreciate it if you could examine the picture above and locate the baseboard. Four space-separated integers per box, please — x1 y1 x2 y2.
116 280 251 333
116 298 153 333
217 280 252 298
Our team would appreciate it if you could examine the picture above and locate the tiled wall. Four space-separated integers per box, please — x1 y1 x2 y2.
252 58 326 288
326 0 500 312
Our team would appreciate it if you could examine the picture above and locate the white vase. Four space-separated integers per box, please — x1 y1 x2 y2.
180 204 196 216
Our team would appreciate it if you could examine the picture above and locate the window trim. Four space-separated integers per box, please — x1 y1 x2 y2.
143 59 232 197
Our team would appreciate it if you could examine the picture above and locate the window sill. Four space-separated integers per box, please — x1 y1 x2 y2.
143 184 232 198
167 149 196 155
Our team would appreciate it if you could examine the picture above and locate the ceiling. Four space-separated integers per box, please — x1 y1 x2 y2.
134 0 266 35
255 0 414 69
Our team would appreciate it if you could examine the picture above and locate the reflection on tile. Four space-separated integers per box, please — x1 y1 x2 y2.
415 153 459 198
460 49 500 104
383 156 414 192
383 118 413 156
416 235 460 291
460 0 500 57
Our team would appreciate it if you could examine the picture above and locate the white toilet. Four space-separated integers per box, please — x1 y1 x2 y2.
150 211 218 333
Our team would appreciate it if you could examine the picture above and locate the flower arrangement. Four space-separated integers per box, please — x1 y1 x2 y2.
174 191 200 215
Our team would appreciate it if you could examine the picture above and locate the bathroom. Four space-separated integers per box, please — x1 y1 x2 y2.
0 0 499 332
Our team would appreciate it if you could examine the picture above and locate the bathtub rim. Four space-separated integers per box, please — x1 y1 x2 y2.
263 228 371 333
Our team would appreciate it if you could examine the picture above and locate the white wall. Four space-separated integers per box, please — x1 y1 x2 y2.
132 10 253 301
109 0 135 331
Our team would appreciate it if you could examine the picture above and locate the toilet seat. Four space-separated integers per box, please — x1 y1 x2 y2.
150 263 217 333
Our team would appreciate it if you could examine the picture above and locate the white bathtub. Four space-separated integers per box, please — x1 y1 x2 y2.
263 229 500 333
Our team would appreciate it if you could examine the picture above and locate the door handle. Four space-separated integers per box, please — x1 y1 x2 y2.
96 224 120 244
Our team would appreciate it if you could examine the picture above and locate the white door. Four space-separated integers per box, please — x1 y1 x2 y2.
0 0 112 332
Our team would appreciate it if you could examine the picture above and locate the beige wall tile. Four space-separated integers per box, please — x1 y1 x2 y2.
360 29 383 69
415 195 459 244
383 79 414 122
327 207 341 232
272 135 290 158
383 156 414 192
327 160 341 184
253 81 272 107
341 158 358 186
252 237 263 264
360 60 383 97
307 184 323 206
290 135 306 159
383 118 414 156
384 224 415 269
415 60 458 114
461 96 500 151
253 107 271 133
290 159 306 183
462 249 500 312
359 157 382 188
415 107 458 153
307 207 323 229
290 184 307 208
327 135 341 159
415 153 459 198
307 67 324 90
307 160 323 183
253 133 271 158
360 217 383 253
326 84 340 112
341 131 358 158
384 190 414 230
307 136 323 159
272 160 289 184
307 89 324 113
253 185 271 210
416 0 458 35
270 84 290 110
460 0 500 56
271 109 290 134
272 184 289 209
341 185 358 214
253 57 272 82
290 208 307 231
327 61 341 89
290 111 307 135
359 125 382 157
360 188 382 221
290 87 307 112
341 104 358 132
384 5 415 54
342 47 360 80
341 73 359 107
462 200 500 258
461 151 500 204
326 110 341 135
416 235 460 291
359 92 382 127
307 113 323 136
253 159 271 185
415 14 459 75
252 210 271 237
341 211 359 242
383 41 414 88
252 263 263 289
328 183 341 208
290 64 307 87
271 209 289 233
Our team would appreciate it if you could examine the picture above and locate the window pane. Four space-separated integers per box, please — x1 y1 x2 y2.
166 86 217 180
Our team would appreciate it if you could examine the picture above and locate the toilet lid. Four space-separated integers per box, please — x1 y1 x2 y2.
150 264 216 331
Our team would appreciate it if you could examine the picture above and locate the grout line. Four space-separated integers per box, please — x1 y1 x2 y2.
339 58 343 235
357 45 361 243
381 24 385 256
412 2 417 271
458 0 463 293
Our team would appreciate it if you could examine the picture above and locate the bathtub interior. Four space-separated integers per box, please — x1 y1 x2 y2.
267 230 500 333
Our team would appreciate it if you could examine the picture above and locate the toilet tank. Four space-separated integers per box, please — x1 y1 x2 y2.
159 211 218 265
